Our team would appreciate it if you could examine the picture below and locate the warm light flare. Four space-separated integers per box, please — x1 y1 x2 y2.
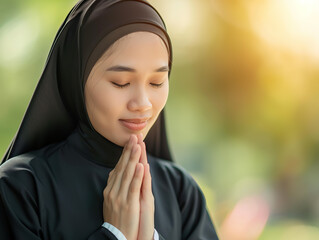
246 0 319 60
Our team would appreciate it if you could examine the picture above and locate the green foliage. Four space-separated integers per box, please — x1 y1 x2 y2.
1 0 318 238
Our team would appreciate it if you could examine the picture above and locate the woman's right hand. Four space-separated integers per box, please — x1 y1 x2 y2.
103 135 144 240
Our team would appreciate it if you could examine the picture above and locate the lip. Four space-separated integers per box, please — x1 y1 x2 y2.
119 118 149 131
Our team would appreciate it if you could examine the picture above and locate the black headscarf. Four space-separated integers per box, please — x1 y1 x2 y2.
1 0 173 164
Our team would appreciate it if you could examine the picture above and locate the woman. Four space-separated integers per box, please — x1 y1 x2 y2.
0 0 219 239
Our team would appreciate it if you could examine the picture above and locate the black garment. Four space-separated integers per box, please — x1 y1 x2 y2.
1 1 219 239
0 124 219 239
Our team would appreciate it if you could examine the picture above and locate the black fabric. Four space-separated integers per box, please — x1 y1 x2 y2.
2 0 173 164
0 126 219 239
0 0 219 239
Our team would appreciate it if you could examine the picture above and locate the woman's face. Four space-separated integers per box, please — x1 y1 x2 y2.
85 32 169 146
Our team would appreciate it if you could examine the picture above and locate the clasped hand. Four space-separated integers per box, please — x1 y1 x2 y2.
103 134 154 240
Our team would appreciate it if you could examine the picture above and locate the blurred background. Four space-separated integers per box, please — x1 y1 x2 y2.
1 0 319 239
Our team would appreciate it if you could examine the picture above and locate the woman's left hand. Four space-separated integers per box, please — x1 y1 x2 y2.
137 133 155 240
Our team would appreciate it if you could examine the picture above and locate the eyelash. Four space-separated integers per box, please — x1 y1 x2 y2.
111 82 164 88
150 82 164 88
112 82 129 88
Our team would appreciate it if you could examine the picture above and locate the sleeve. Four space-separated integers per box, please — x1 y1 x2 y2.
87 226 119 240
153 228 159 240
0 167 118 240
0 169 43 239
100 223 160 240
102 222 127 240
158 233 165 240
178 168 219 240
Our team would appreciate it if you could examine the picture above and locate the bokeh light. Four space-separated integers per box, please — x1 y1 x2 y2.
1 0 319 239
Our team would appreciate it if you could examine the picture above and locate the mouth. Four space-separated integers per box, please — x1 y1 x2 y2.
119 118 149 131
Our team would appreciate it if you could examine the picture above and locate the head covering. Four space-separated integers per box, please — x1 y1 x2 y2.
1 0 173 164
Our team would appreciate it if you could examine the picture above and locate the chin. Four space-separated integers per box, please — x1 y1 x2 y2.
111 137 126 147
109 125 151 147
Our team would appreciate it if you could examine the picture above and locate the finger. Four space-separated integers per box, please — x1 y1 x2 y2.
114 134 136 173
112 135 137 180
127 162 144 202
110 136 138 194
105 135 136 194
140 142 148 165
141 163 152 195
105 168 115 196
107 169 114 184
137 133 144 163
137 132 143 144
137 133 147 165
120 143 142 200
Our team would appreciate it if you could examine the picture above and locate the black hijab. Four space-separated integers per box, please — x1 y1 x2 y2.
1 0 173 164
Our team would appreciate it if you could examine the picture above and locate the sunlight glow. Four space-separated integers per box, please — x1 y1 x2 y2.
0 12 39 67
246 0 319 60
152 0 202 45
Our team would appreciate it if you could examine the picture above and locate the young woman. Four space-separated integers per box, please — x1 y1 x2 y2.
0 0 219 239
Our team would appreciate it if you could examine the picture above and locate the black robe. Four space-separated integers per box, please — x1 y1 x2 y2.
0 124 219 240
1 1 219 239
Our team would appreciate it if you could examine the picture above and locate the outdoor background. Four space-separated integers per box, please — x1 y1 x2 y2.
1 0 319 239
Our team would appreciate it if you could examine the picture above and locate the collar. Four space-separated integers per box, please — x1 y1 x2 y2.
67 122 123 168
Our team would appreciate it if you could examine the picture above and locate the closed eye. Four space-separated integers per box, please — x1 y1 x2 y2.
111 81 164 88
111 82 130 88
150 82 164 88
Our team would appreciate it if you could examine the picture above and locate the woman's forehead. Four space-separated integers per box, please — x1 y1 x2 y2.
96 32 169 67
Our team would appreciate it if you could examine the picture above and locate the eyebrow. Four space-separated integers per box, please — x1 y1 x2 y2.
106 65 169 73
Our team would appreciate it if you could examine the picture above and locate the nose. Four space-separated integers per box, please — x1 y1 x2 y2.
127 86 152 112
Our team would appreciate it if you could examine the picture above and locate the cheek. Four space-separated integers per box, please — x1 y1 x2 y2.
151 84 169 111
87 82 124 118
